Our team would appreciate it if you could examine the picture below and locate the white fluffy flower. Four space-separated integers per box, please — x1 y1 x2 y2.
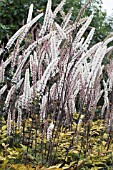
47 122 54 139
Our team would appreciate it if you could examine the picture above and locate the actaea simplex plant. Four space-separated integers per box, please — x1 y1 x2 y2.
0 0 113 166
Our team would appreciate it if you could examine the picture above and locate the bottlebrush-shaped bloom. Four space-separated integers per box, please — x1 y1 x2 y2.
6 11 43 50
50 83 57 100
62 7 73 30
17 106 22 130
39 0 52 36
104 36 113 46
5 25 26 50
38 33 51 45
68 94 76 114
7 110 12 135
22 68 31 108
16 78 24 89
82 27 95 51
0 85 7 97
0 60 5 83
11 44 20 71
27 4 34 24
30 54 34 77
47 122 54 139
72 14 93 50
40 92 48 120
32 61 37 96
4 55 13 68
65 17 87 34
55 22 67 40
4 85 16 109
0 48 4 55
53 0 66 19
106 60 113 90
18 12 43 44
12 41 38 82
38 57 58 93
101 80 109 115
12 108 16 133
50 31 58 60
106 46 113 54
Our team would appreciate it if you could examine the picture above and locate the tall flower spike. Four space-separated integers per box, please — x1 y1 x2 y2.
4 55 13 68
12 109 16 133
53 0 66 18
32 60 37 96
33 51 38 67
18 13 43 44
4 85 16 109
17 106 22 130
47 122 54 139
39 0 52 37
27 4 34 24
38 57 58 93
55 22 67 39
65 17 87 34
82 27 95 51
106 46 113 54
0 48 4 56
12 41 38 82
16 78 24 89
104 36 113 46
30 54 34 76
7 110 12 135
62 7 73 30
101 80 109 115
22 68 31 108
11 43 20 71
0 60 5 83
40 93 48 120
5 25 26 50
38 33 51 45
73 14 93 50
50 31 58 60
0 85 7 97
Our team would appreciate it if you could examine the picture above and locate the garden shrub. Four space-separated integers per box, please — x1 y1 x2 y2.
0 0 113 169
